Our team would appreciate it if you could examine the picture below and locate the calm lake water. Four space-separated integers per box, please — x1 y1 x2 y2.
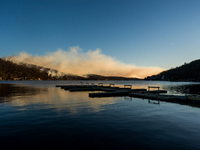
0 80 200 149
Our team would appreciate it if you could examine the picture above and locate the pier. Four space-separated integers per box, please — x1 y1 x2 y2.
56 83 200 105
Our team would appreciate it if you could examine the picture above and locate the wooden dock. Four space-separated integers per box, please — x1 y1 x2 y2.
89 91 131 97
129 92 187 102
55 84 200 105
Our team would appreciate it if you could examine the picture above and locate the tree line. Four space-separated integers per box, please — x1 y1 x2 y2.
0 59 84 80
145 59 200 82
0 58 138 80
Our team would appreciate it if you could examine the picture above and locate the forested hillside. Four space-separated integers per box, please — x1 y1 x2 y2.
0 58 138 80
145 59 200 82
0 58 84 80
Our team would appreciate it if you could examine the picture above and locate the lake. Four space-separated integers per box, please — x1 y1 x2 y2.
0 80 200 149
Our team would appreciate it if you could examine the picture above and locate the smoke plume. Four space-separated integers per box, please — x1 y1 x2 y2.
6 46 164 78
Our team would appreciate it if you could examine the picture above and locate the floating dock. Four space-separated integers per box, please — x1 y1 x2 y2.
56 84 200 105
129 92 187 102
89 91 130 97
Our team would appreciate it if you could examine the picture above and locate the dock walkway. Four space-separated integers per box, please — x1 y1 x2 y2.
56 83 200 105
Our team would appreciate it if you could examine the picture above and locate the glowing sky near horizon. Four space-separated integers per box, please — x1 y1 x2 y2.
6 46 164 78
1 0 200 76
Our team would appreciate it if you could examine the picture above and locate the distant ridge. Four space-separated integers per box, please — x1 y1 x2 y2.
0 58 85 80
145 59 200 82
86 74 140 80
0 58 140 80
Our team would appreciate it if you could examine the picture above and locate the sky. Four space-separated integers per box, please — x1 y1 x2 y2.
1 0 200 78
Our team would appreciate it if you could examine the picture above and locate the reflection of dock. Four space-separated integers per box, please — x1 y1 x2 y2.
56 84 200 105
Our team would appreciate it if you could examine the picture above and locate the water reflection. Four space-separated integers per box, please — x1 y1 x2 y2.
0 84 47 102
0 83 119 114
1 81 200 150
1 81 200 114
41 88 118 114
148 99 160 105
164 84 200 95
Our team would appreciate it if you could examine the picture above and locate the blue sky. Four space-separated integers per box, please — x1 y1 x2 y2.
1 0 200 71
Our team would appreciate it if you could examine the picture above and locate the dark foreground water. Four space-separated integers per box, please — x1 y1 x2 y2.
0 80 200 149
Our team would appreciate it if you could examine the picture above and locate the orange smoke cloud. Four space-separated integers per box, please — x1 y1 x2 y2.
6 46 164 78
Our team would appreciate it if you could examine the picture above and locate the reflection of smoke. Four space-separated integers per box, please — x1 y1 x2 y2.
6 46 164 78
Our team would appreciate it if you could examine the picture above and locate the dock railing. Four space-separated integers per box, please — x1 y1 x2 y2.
124 85 132 89
148 86 160 94
109 83 115 87
98 83 103 86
